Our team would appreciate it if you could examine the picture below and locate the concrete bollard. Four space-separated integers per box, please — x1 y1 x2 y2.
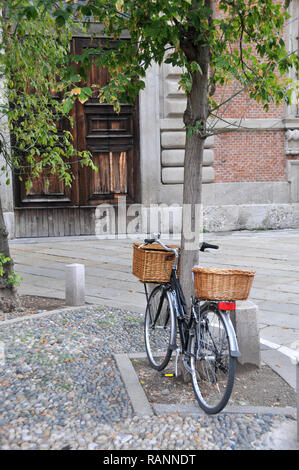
65 264 85 306
231 300 261 368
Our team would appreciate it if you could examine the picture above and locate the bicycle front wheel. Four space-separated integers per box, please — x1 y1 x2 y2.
190 307 235 414
144 285 176 370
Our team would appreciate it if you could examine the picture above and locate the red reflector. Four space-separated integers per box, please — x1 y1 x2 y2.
218 302 236 311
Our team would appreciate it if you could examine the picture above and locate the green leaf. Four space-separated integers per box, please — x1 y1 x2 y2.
62 97 74 114
24 6 38 20
190 61 203 74
70 74 81 83
55 15 66 27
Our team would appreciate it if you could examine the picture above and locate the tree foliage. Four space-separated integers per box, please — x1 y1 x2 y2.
0 0 96 192
1 0 299 303
3 1 298 141
40 0 299 135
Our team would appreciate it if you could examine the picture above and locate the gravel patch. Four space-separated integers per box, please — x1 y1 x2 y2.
0 305 296 450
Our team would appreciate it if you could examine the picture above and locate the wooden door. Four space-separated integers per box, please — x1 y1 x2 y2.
13 114 76 208
73 37 140 206
13 36 140 237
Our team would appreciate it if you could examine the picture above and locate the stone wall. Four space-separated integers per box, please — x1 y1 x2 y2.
159 62 215 186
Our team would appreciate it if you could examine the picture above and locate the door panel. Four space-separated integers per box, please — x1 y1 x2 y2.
73 37 139 205
91 152 110 195
110 152 127 194
14 36 139 211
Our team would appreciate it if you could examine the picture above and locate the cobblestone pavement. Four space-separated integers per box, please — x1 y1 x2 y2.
0 306 297 450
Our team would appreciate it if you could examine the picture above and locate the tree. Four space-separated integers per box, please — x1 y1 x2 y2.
2 0 299 307
0 1 95 310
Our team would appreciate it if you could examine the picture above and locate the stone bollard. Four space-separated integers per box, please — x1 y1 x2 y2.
65 264 85 306
230 300 261 368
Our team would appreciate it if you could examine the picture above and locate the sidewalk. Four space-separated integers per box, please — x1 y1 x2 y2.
10 228 299 352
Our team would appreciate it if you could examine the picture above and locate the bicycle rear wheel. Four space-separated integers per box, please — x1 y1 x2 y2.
144 285 176 370
190 306 235 414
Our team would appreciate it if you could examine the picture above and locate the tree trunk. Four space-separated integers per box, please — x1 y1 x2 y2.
0 195 19 312
180 41 210 309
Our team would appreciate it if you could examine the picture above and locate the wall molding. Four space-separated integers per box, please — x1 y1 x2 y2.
161 117 286 132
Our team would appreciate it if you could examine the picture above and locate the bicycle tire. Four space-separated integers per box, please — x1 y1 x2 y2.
189 305 235 414
144 285 176 371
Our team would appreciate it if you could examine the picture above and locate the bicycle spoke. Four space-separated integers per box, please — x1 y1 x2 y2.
190 308 235 414
144 286 176 370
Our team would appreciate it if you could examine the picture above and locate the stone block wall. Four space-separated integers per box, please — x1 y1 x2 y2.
159 62 215 186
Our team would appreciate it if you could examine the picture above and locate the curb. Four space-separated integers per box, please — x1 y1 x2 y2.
114 351 297 418
0 304 97 326
114 353 154 416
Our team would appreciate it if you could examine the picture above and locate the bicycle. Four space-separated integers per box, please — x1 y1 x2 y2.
140 234 241 415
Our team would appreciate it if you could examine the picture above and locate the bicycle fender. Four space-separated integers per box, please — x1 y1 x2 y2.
220 312 241 358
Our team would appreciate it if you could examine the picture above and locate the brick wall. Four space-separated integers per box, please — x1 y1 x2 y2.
214 130 286 182
212 81 288 182
213 84 285 120
158 2 298 188
211 0 291 184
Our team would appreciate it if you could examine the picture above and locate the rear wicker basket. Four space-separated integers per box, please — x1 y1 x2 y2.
192 267 255 301
132 243 180 283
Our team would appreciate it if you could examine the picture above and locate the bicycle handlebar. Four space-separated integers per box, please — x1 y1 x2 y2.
143 237 177 253
141 237 219 253
144 238 156 244
200 242 219 252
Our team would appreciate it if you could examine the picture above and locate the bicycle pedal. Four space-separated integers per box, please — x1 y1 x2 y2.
161 373 175 378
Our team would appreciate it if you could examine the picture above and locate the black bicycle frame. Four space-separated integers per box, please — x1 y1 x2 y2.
169 268 219 356
169 268 194 354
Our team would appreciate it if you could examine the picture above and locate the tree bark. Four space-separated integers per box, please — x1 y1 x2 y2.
0 194 19 312
180 39 210 309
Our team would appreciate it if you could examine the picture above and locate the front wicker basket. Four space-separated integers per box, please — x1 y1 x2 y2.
132 243 180 283
192 267 255 301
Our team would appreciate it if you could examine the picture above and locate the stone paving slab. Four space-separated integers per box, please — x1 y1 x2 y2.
258 310 299 329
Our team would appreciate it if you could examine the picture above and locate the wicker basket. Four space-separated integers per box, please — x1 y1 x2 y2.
132 243 180 283
192 267 255 301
